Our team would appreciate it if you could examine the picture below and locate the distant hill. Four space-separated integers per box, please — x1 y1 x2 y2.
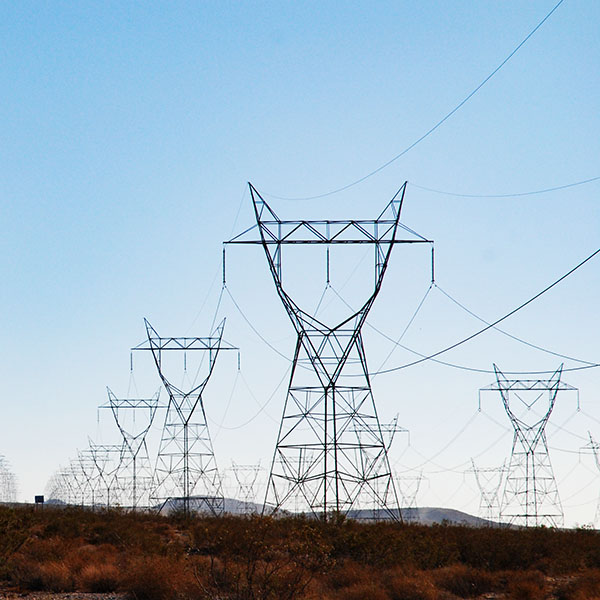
345 506 496 526
31 497 499 527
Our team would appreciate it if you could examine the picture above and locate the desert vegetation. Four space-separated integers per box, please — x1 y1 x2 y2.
1 505 600 599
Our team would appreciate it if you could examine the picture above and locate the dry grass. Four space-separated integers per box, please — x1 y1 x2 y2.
2 505 600 600
434 564 498 598
506 570 548 600
555 569 600 600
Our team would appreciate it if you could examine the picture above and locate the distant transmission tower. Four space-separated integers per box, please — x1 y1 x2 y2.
88 442 124 507
133 319 237 515
395 471 423 522
77 449 99 506
581 432 600 526
100 388 162 508
226 182 432 520
0 456 17 502
231 461 262 513
481 364 577 527
46 468 76 504
469 459 505 524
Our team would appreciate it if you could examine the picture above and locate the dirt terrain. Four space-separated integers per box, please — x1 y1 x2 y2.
0 594 126 600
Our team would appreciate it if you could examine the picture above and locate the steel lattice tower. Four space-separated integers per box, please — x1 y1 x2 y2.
581 432 600 526
133 319 236 514
0 455 17 503
226 182 432 520
395 472 423 522
88 442 124 507
231 461 262 513
482 364 576 527
469 459 505 524
100 388 163 509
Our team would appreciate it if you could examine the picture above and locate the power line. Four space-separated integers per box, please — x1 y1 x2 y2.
370 246 600 376
434 283 597 365
411 175 600 198
264 0 567 201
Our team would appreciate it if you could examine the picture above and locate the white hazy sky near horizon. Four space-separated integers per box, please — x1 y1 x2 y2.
1 1 599 526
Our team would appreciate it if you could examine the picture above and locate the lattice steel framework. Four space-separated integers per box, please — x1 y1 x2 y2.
226 182 432 520
469 459 506 524
100 388 163 509
77 449 99 506
0 455 17 503
481 365 577 527
230 461 262 513
133 319 236 514
395 471 423 522
46 468 77 505
581 432 600 526
88 442 124 507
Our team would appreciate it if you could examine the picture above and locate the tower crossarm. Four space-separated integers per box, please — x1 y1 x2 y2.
132 318 237 402
100 388 164 456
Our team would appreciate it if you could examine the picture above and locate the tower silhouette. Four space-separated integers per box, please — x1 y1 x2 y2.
227 182 432 520
133 319 236 514
482 365 576 527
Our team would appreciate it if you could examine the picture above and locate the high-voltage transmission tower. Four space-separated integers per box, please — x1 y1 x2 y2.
480 365 577 527
469 459 506 524
581 432 600 525
133 319 237 515
46 467 77 505
100 388 162 508
230 461 263 513
0 455 17 503
395 471 423 522
226 182 432 520
88 442 124 507
77 449 99 506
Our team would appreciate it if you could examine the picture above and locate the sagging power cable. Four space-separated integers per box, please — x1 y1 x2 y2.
370 246 600 376
411 174 600 198
264 0 567 201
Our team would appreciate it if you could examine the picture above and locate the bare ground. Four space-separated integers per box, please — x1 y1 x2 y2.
0 593 127 600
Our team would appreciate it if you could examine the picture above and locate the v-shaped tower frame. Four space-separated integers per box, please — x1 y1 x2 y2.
100 388 163 508
226 182 432 520
481 365 577 527
133 318 237 514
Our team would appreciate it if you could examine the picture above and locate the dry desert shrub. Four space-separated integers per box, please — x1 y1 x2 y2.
326 560 374 591
433 564 497 598
123 555 181 600
555 569 600 600
383 568 438 600
507 570 548 600
79 562 121 593
335 581 391 600
12 559 75 592
123 555 197 600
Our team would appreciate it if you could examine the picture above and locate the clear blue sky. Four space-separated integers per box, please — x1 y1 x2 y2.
1 1 598 525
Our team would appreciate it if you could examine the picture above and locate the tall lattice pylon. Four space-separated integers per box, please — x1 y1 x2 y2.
469 459 505 524
226 182 432 520
0 455 17 502
481 365 576 527
230 461 262 513
133 319 236 514
88 442 124 508
581 432 600 526
100 388 162 509
395 471 423 522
